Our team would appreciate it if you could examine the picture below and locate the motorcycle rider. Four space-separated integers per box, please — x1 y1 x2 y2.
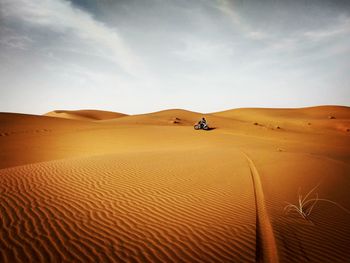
194 117 209 130
199 117 207 128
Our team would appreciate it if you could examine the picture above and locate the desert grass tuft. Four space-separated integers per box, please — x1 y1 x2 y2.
284 183 350 221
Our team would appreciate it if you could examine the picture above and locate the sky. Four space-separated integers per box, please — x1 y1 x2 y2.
0 0 350 115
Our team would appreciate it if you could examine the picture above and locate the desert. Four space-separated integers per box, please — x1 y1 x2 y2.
1 106 350 262
2 0 350 262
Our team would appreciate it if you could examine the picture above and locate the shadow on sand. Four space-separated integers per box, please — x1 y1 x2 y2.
194 127 216 131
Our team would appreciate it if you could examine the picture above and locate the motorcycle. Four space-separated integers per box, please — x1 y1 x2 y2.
194 122 209 130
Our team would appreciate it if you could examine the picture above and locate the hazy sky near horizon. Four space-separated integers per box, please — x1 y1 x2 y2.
0 0 350 114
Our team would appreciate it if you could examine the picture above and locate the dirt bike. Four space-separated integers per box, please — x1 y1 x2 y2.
194 122 209 130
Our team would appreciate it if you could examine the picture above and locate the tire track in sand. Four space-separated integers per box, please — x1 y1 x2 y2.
242 152 279 263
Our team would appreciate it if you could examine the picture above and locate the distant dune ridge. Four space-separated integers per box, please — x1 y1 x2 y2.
45 109 127 121
1 106 350 262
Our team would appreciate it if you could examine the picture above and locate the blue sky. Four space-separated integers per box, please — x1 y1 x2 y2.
0 0 349 114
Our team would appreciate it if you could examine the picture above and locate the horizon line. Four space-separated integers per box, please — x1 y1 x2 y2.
1 104 349 117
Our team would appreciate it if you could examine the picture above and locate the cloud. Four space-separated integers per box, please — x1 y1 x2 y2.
246 31 269 40
214 0 242 27
214 0 253 40
267 15 350 58
0 0 145 76
213 0 274 43
303 16 350 42
173 36 234 62
0 27 33 50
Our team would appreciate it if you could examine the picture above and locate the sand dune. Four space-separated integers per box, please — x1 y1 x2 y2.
0 150 257 262
213 105 350 120
102 109 205 126
1 106 350 262
45 109 127 121
213 105 350 133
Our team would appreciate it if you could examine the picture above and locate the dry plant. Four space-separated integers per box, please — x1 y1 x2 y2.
284 183 350 221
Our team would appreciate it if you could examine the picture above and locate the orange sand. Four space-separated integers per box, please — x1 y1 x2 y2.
1 106 350 262
45 109 127 121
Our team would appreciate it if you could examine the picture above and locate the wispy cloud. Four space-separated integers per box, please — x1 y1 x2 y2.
0 27 33 50
214 0 350 49
214 0 243 27
173 36 234 62
214 0 271 41
1 0 145 76
303 16 350 42
268 16 350 58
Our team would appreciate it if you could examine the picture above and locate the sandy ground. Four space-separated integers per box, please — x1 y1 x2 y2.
0 106 350 262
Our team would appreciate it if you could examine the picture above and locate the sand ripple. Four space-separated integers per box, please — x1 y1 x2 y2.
0 150 257 262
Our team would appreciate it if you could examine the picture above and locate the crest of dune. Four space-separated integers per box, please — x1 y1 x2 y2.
44 109 128 121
